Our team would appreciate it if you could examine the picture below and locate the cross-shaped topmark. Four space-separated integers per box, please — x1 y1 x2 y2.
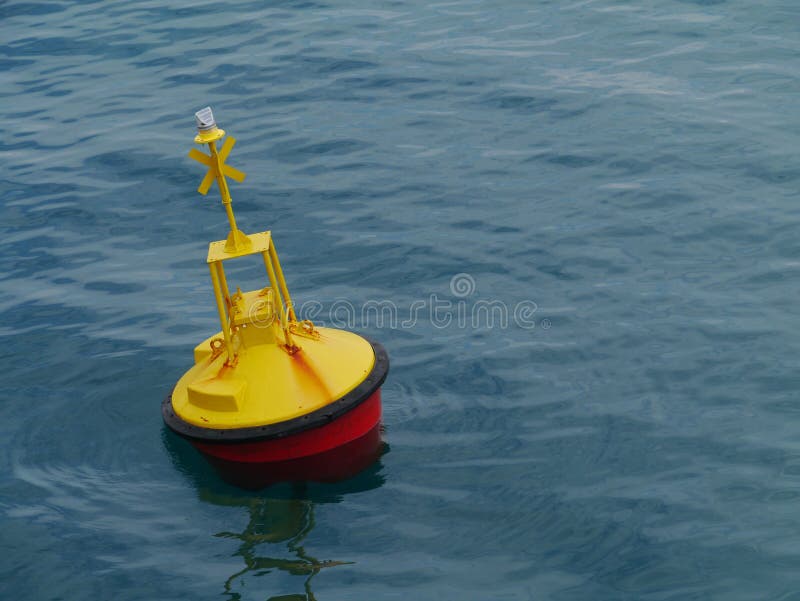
188 136 247 195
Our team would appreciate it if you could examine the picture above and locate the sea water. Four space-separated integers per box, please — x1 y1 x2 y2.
2 0 800 598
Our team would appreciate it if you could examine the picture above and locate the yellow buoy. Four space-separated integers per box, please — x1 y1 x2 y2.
162 107 389 484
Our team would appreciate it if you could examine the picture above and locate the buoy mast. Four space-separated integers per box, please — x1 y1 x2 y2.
188 106 299 361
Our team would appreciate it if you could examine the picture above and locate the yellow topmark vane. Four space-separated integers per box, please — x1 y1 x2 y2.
162 107 389 486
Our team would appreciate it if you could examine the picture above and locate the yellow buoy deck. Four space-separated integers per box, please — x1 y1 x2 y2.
172 324 376 429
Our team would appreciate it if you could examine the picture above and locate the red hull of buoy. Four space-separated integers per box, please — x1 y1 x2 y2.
191 389 383 487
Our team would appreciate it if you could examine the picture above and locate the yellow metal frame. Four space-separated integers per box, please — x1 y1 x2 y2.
189 123 299 364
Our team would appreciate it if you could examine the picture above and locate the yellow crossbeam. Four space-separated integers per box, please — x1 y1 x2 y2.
188 136 246 196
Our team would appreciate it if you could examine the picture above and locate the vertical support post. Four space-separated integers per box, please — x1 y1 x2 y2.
208 140 239 235
209 262 235 363
268 242 296 322
262 251 297 351
215 261 231 308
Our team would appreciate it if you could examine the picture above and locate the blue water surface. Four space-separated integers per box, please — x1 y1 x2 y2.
2 0 800 599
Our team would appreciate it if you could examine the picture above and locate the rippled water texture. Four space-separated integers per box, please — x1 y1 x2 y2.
2 0 800 599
